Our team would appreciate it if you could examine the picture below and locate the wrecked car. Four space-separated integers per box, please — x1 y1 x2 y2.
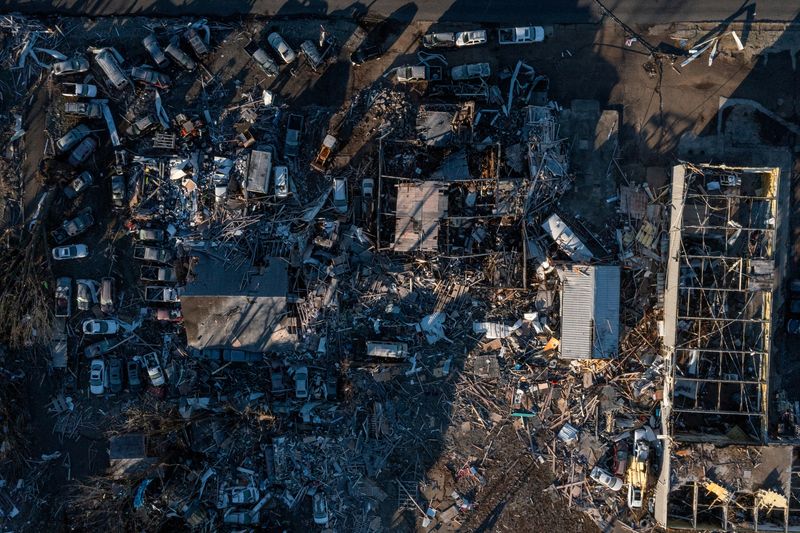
94 48 129 90
333 177 348 214
184 28 209 57
56 124 91 153
590 467 623 491
100 277 115 314
64 171 93 199
244 40 278 76
137 228 165 242
142 33 169 67
455 30 487 47
230 487 259 505
350 43 382 66
111 174 126 208
422 32 456 48
53 244 88 261
54 277 71 318
84 338 116 359
51 207 94 244
140 265 177 283
450 62 491 81
141 352 165 387
294 366 309 399
131 66 170 88
68 136 98 166
52 56 89 76
165 41 196 71
134 245 174 264
89 359 106 395
300 40 324 70
267 32 296 64
284 114 303 158
76 280 95 311
127 360 142 390
62 82 97 98
126 114 159 138
144 286 179 303
64 101 103 119
83 319 120 335
108 358 123 393
395 65 442 83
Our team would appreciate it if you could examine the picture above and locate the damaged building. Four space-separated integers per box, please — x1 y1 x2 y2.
182 250 297 355
656 163 799 531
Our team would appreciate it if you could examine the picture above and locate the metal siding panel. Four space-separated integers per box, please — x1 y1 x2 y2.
560 268 594 359
592 266 620 358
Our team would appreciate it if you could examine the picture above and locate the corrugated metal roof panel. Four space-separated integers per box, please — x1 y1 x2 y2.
559 265 620 359
560 266 595 359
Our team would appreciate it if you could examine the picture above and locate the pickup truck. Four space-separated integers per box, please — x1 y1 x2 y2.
310 135 337 172
284 114 304 158
140 265 177 282
51 208 94 244
55 277 72 318
133 245 174 264
145 286 180 303
62 83 98 98
422 32 456 48
64 101 103 119
498 26 545 44
396 65 442 83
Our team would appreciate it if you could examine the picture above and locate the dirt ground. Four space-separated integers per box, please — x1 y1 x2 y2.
2 14 799 533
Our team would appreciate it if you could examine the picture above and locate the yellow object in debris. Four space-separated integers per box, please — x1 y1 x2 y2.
636 220 658 249
543 337 560 352
756 489 788 512
702 481 732 504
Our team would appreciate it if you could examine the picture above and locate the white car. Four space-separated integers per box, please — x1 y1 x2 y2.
83 319 119 335
455 30 487 47
52 244 89 260
142 352 165 386
590 466 623 491
89 359 105 395
450 62 490 81
267 32 296 64
498 26 545 44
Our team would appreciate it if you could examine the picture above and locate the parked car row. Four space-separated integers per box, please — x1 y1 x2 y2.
421 26 545 49
88 356 148 395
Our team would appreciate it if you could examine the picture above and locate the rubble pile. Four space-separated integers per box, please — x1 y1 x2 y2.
1 16 777 533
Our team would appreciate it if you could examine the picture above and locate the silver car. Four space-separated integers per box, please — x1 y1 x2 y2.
52 56 90 76
267 32 296 64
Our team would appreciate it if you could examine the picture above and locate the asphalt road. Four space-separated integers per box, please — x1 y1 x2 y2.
2 0 798 23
